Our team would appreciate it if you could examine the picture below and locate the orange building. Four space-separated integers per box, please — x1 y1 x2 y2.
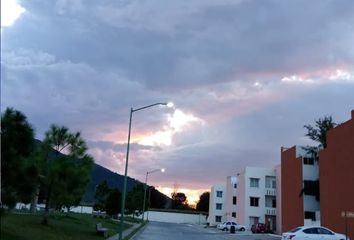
281 145 321 232
281 110 354 238
320 110 354 239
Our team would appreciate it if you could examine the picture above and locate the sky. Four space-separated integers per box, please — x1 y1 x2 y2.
1 0 354 205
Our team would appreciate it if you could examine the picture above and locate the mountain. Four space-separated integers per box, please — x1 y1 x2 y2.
80 163 171 207
34 139 170 207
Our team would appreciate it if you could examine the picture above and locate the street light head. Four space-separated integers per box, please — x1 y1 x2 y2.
161 168 165 173
166 102 174 108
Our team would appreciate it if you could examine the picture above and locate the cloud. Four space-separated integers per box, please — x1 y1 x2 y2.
2 0 354 199
1 0 26 27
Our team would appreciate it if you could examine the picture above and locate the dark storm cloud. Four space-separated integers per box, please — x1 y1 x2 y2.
4 0 354 90
2 0 354 193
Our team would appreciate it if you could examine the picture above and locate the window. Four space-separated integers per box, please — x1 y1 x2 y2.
305 211 316 221
303 180 319 197
234 183 237 188
303 157 314 165
216 203 222 210
250 197 259 207
303 228 318 234
265 176 276 188
215 216 222 223
233 196 237 205
216 191 223 198
318 228 333 235
265 196 276 208
250 178 259 188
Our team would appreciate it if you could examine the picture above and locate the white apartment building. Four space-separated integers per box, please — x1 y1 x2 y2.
208 167 279 233
237 167 277 232
208 183 226 226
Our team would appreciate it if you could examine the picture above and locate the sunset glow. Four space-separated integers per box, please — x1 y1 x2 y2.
1 0 26 27
156 186 210 207
139 109 203 146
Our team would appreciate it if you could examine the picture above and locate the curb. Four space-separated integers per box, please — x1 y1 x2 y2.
129 222 149 240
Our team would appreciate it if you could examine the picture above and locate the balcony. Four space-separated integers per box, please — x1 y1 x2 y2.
265 189 276 196
265 208 276 216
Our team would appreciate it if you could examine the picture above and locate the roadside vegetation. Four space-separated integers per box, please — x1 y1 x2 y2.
0 211 132 240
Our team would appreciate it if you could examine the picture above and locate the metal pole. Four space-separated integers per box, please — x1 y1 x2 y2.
147 187 152 221
345 211 348 240
142 172 149 221
119 108 133 240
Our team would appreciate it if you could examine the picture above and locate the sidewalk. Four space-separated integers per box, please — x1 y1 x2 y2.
107 223 142 240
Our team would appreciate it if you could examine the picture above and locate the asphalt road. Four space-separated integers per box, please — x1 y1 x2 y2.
134 222 281 240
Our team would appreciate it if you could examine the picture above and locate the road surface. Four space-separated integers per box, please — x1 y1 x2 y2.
134 222 281 240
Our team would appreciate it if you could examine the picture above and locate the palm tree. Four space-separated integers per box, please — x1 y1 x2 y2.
41 125 90 225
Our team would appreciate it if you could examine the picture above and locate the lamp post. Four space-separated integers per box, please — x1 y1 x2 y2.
119 102 173 240
142 168 165 221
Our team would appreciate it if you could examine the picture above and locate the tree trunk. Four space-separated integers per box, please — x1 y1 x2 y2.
41 183 52 225
30 185 40 213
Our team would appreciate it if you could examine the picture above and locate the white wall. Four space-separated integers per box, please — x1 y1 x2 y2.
147 211 207 224
208 183 226 226
241 167 277 229
15 203 93 214
225 176 238 222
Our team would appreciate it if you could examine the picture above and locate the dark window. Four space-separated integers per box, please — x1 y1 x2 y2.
233 196 237 205
303 228 318 234
216 191 223 198
250 197 259 207
234 183 237 188
216 203 222 210
318 228 333 235
303 157 314 165
272 199 276 208
232 212 236 218
303 180 319 197
304 211 316 221
215 216 222 222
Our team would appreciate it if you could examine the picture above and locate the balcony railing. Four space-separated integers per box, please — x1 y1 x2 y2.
265 189 276 196
265 208 276 216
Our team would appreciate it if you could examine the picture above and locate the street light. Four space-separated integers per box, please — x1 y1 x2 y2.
119 102 173 240
142 168 165 221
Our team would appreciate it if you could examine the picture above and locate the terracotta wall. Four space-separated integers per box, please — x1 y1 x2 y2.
281 146 304 232
320 110 354 239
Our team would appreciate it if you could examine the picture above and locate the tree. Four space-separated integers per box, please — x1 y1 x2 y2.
126 184 145 216
40 125 93 224
171 192 188 209
1 108 35 209
304 115 337 148
196 192 210 212
105 188 121 217
94 180 111 211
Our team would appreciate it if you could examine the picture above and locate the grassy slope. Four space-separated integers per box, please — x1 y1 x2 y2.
1 212 132 240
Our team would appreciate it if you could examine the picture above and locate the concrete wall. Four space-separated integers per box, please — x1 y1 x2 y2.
320 110 354 240
208 183 226 226
146 210 207 224
238 167 277 229
225 176 238 222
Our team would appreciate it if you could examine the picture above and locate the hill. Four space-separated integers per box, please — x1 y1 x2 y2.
80 163 171 208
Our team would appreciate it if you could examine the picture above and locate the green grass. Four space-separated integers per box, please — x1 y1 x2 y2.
0 212 132 240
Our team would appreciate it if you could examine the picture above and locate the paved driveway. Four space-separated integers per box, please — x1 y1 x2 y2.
134 222 281 240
